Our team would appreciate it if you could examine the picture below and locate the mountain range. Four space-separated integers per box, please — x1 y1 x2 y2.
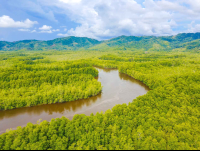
0 33 200 51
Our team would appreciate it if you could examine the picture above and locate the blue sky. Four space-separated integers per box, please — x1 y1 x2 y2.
0 0 200 41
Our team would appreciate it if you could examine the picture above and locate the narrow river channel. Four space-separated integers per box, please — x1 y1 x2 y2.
0 67 150 134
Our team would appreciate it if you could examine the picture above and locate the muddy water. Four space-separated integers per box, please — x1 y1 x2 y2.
0 68 150 134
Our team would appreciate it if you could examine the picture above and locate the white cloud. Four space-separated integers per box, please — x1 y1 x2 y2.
39 25 52 30
39 28 60 34
64 28 67 31
57 33 68 37
31 30 37 33
181 0 200 12
19 29 38 33
186 21 200 33
18 29 31 32
52 29 60 32
51 0 181 39
59 0 81 4
6 0 200 39
42 0 184 39
0 15 38 28
39 30 53 33
18 28 40 34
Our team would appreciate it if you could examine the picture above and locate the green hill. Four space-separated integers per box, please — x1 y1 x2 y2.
0 33 200 51
100 33 200 51
0 36 101 51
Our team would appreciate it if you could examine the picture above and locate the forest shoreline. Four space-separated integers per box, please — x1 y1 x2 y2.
0 67 150 136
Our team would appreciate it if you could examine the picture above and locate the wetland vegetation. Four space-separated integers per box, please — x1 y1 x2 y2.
0 33 200 150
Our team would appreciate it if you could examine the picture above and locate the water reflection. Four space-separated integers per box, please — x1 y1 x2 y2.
0 93 102 120
93 66 118 73
118 72 150 91
0 67 149 134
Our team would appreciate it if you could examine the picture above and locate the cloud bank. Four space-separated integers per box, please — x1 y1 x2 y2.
52 0 200 39
1 0 200 41
0 15 38 28
39 25 52 30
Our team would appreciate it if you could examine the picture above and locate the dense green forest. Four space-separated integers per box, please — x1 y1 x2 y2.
0 33 200 150
0 60 102 110
1 33 200 51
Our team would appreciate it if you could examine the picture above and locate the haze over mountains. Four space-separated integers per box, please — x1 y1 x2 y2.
0 32 200 51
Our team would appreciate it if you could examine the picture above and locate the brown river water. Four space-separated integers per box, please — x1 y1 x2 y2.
0 68 150 134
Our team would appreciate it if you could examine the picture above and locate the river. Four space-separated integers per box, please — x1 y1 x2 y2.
0 67 150 134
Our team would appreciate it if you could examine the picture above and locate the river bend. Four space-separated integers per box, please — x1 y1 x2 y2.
0 68 150 134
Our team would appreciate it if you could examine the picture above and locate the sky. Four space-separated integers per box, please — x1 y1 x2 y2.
0 0 200 41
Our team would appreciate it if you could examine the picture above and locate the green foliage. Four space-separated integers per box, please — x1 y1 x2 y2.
99 54 132 62
0 37 101 51
0 60 102 110
0 42 7 50
1 34 200 149
1 33 200 51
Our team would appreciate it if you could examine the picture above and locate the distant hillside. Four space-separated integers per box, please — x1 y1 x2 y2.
1 33 200 51
0 36 101 51
99 33 200 51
